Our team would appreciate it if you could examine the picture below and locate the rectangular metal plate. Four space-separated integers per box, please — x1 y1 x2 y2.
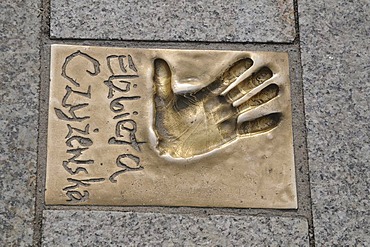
46 45 297 208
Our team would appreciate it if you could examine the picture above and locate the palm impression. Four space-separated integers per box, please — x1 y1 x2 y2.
153 57 283 158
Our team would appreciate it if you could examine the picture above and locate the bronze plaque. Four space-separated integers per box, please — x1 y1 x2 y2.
46 45 297 208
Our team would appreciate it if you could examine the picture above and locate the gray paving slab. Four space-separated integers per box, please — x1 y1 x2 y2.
0 1 41 245
42 210 309 246
50 0 296 42
299 0 370 245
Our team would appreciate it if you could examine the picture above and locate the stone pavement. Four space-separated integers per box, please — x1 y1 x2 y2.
1 0 368 246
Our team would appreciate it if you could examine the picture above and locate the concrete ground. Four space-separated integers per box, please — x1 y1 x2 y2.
1 0 369 246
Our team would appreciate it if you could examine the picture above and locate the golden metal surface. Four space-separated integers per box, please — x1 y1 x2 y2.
46 45 297 208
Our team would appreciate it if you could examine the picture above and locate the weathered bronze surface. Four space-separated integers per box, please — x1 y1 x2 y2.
46 45 297 208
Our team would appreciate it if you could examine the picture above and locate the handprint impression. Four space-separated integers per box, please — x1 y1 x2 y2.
153 57 282 158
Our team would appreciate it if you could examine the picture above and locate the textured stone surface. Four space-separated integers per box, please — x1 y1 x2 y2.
50 0 296 42
299 0 370 245
0 1 41 245
42 210 309 246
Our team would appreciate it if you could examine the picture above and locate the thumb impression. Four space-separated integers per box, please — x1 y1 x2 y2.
154 59 173 106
